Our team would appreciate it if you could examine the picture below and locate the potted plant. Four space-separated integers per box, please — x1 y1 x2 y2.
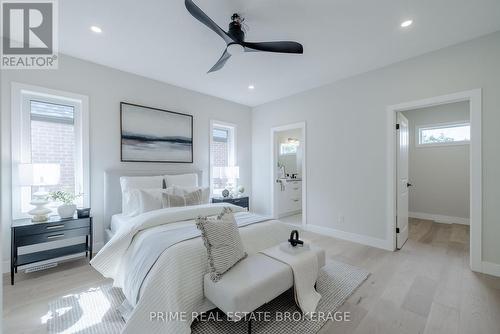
49 191 82 219
237 185 245 197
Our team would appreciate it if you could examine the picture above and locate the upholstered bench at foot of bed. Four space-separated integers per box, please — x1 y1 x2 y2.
204 254 292 317
203 248 326 319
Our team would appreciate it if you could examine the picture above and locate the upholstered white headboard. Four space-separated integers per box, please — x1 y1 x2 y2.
103 169 203 228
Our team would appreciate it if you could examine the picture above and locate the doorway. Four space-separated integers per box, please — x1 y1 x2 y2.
270 122 306 227
387 90 482 271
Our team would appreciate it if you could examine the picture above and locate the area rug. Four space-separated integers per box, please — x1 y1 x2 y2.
47 261 369 334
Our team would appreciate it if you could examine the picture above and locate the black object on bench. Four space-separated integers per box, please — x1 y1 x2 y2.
288 230 304 247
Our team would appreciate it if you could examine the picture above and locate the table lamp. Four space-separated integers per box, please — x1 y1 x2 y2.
213 166 239 196
19 163 61 222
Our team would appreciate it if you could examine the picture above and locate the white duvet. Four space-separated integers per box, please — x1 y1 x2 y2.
91 203 294 334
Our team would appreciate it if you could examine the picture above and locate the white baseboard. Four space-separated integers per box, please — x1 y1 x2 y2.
2 260 9 274
305 224 392 251
278 210 302 219
93 241 104 253
480 261 500 277
409 212 469 225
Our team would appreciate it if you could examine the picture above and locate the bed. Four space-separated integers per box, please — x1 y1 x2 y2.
93 169 294 334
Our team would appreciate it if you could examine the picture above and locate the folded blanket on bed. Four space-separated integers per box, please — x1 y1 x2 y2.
260 244 321 315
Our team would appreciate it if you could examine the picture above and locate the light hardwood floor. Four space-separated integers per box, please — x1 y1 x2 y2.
279 213 302 225
3 219 500 334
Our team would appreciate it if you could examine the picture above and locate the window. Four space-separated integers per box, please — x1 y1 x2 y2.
210 121 237 196
12 84 89 218
280 140 299 155
417 122 470 147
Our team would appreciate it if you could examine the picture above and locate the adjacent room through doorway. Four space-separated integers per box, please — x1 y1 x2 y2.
397 101 471 249
271 123 306 226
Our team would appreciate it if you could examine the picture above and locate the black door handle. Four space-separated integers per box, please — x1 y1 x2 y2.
407 182 413 187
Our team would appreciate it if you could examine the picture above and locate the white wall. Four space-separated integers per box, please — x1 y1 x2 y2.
252 31 500 266
1 54 252 271
402 102 470 222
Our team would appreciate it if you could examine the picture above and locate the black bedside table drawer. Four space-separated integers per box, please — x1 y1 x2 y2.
212 197 249 210
231 198 248 206
15 227 91 247
15 218 90 237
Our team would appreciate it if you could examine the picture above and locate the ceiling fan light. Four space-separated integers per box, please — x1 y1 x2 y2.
227 43 245 55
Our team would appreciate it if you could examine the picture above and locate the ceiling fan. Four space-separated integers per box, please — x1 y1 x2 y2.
185 0 304 73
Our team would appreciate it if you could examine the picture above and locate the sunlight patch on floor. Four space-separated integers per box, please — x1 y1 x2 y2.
44 287 111 333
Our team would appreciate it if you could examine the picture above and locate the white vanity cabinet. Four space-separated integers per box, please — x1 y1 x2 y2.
277 180 302 217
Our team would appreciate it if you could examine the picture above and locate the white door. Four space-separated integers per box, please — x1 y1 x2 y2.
396 113 409 249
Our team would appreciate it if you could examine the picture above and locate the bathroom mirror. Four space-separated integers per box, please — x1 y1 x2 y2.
277 129 302 178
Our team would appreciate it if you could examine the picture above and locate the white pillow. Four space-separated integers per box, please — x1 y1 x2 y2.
120 176 164 216
162 188 203 208
173 186 210 204
164 173 198 188
136 188 174 214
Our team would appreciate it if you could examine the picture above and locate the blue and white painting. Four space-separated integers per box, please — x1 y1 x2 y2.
121 103 193 162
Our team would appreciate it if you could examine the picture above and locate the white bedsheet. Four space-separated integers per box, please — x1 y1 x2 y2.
110 213 133 234
91 204 295 334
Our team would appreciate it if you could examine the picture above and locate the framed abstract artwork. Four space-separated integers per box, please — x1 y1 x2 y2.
120 102 193 163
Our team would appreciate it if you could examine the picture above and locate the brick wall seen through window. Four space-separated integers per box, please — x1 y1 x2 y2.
30 100 76 196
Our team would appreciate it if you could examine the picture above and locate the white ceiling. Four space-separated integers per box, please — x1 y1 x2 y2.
60 0 500 107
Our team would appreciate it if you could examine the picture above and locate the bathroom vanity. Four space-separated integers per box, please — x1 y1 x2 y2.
277 178 302 217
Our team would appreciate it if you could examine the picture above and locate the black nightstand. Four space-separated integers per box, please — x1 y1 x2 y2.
212 196 249 210
11 215 93 285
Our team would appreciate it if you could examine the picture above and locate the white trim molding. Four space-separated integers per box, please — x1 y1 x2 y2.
387 89 482 273
305 224 392 251
409 212 469 225
481 261 500 277
11 82 91 218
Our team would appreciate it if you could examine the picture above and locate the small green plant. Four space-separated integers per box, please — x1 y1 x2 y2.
49 191 82 205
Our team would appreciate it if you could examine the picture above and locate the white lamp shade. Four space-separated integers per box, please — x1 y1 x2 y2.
212 166 239 179
226 166 239 179
212 167 223 179
18 163 60 186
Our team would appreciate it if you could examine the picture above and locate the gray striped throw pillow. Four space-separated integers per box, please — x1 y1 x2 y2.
196 207 247 282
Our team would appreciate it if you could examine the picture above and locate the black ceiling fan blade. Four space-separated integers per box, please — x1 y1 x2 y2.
185 0 234 44
208 48 231 73
242 41 303 54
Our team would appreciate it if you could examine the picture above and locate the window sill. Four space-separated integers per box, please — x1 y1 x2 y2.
416 141 470 148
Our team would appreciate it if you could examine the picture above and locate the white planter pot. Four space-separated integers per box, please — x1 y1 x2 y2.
58 204 76 219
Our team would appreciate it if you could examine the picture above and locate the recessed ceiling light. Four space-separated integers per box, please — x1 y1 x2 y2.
400 20 413 28
248 85 255 90
90 25 102 33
